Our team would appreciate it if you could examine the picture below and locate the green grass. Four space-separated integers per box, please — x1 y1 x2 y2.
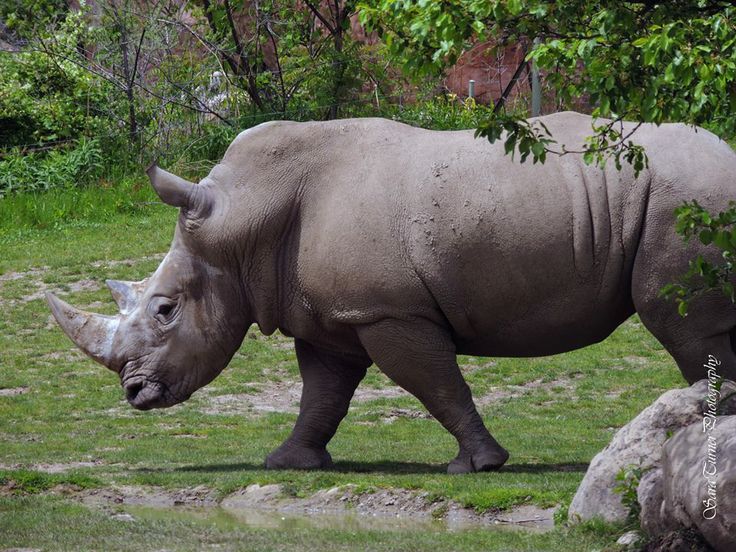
0 186 684 551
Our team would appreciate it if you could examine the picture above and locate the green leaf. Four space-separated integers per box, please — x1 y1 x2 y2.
504 135 516 155
632 37 648 47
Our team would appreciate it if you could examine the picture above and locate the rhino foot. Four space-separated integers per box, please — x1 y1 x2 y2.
447 445 510 474
265 441 334 470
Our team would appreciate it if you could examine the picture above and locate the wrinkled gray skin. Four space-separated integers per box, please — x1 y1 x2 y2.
47 112 736 473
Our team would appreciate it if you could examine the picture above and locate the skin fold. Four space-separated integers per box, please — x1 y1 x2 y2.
48 112 736 473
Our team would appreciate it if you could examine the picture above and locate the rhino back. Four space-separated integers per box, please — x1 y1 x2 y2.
221 114 734 357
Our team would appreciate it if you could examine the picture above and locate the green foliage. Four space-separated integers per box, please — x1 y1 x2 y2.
173 124 240 169
613 464 646 527
660 200 736 315
0 0 68 38
360 1 736 170
0 173 162 232
0 48 112 148
383 94 498 130
0 138 103 197
187 0 371 118
0 0 404 196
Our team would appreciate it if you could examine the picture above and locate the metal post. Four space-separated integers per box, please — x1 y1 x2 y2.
531 38 541 117
468 79 476 99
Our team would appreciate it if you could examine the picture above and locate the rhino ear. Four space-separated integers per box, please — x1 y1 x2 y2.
146 163 195 208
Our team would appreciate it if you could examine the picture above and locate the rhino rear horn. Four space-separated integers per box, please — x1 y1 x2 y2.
106 279 144 314
46 292 120 371
147 163 195 208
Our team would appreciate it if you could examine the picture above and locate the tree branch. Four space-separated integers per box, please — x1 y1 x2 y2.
304 0 336 35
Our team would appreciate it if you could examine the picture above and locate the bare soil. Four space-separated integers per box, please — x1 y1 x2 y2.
0 387 29 397
475 374 584 407
0 255 163 307
198 381 411 417
0 461 104 474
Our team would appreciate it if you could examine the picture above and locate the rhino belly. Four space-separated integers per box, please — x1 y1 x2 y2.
404 166 638 358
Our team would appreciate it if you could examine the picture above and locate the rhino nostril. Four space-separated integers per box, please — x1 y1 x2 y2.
125 380 145 401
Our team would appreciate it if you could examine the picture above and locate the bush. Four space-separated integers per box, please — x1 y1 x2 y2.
336 92 502 132
0 49 114 149
0 138 103 197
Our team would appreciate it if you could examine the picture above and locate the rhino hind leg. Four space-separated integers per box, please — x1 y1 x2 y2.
631 199 736 383
265 339 370 470
357 318 509 474
645 321 736 385
634 291 736 383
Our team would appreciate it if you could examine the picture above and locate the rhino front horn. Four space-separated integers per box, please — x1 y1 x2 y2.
45 292 120 371
147 163 195 208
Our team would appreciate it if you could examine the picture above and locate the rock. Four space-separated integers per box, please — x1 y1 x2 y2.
617 530 643 546
220 484 284 509
640 415 736 552
637 468 665 535
569 379 736 522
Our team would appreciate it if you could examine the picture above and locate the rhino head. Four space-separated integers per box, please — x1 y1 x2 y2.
46 165 250 410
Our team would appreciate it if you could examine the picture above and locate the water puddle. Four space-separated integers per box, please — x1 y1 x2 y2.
73 483 556 534
121 503 554 533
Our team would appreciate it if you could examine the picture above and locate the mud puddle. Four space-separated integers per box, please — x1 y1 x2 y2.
121 503 552 533
71 483 556 534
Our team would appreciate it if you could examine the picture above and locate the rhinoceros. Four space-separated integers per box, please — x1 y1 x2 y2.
47 111 736 473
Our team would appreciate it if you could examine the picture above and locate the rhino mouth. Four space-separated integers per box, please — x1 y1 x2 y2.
123 377 172 410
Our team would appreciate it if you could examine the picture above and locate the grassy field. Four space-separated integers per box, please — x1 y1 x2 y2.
0 191 685 551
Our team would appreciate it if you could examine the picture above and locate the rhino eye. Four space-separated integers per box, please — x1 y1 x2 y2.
149 297 178 324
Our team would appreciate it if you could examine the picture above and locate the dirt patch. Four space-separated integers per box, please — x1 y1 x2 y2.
39 349 87 363
0 480 20 497
0 267 49 282
476 374 584 408
78 484 218 509
199 382 302 415
459 360 497 374
89 254 164 269
354 386 409 401
21 278 101 303
604 389 624 400
381 408 433 423
0 433 40 443
0 460 104 474
199 381 410 416
0 387 29 397
0 254 164 306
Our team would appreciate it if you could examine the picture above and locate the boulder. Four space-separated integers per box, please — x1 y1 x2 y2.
569 379 736 522
640 416 736 552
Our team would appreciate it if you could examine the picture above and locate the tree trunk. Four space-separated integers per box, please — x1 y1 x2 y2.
114 6 138 145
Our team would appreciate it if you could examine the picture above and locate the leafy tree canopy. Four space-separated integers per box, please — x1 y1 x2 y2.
360 1 736 170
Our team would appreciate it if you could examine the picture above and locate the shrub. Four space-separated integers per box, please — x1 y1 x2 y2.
0 138 103 197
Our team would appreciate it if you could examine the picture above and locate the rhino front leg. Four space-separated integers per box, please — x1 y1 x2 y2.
357 318 509 474
265 339 370 470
